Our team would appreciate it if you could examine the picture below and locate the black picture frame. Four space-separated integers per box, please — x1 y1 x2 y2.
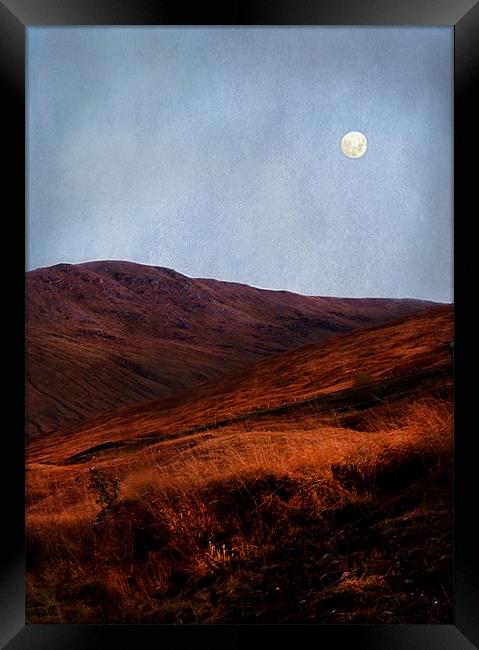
2 1 477 647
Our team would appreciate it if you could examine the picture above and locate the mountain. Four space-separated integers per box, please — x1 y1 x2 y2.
27 304 452 466
26 260 436 438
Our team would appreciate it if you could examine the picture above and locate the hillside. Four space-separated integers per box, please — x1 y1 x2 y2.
27 304 452 466
26 260 434 437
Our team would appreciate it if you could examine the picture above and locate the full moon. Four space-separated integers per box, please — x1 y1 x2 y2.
341 131 367 158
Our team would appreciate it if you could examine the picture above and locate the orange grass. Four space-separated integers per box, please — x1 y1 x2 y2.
26 396 452 624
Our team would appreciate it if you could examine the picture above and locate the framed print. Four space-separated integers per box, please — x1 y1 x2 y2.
1 0 478 648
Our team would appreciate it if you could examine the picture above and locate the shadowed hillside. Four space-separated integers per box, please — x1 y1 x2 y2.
26 260 435 438
27 262 436 436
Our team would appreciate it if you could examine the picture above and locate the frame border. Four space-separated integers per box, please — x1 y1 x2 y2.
2 1 478 647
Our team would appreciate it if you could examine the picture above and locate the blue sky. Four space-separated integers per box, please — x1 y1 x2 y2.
27 27 453 301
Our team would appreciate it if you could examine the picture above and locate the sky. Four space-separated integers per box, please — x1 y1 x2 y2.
27 27 453 301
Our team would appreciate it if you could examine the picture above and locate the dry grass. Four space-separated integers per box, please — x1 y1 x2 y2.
26 395 452 624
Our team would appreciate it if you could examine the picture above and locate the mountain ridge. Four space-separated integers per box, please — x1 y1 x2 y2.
26 260 439 438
